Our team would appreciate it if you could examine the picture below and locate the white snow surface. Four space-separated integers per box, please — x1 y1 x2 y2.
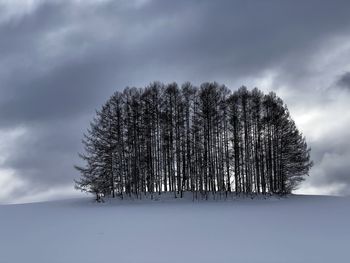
0 193 349 263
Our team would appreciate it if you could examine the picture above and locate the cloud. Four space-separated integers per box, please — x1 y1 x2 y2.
296 152 350 196
336 72 350 90
1 0 350 202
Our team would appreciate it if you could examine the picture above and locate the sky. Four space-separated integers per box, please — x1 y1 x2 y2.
0 0 350 203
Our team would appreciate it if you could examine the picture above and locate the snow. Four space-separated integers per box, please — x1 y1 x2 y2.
0 194 349 263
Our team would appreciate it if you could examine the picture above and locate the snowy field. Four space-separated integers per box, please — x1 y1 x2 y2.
0 194 349 263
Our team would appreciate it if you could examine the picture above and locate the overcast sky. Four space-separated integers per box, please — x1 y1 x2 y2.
0 0 350 203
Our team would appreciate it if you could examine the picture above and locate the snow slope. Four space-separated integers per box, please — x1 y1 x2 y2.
0 194 349 263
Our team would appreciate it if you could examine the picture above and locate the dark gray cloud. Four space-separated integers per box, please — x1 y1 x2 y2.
1 0 350 202
336 72 350 90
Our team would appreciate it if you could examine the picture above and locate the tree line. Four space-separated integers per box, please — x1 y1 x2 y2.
75 82 312 200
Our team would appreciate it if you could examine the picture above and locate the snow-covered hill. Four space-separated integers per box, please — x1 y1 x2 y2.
0 194 349 263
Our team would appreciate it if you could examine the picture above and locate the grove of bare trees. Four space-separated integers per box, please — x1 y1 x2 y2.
75 82 312 200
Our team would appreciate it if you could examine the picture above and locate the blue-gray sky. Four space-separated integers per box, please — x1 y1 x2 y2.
1 0 350 203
